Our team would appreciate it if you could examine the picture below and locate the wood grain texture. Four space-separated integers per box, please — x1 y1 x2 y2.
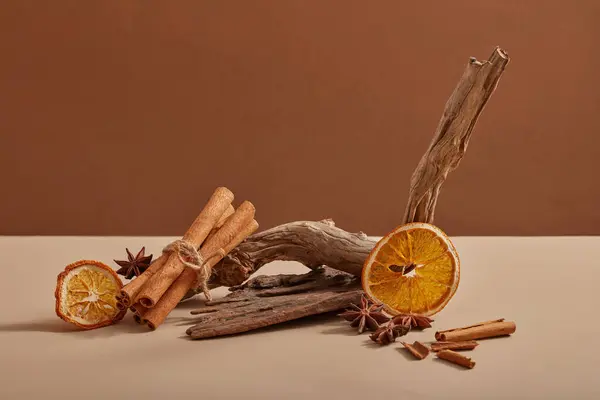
211 219 375 285
403 47 510 224
185 267 362 339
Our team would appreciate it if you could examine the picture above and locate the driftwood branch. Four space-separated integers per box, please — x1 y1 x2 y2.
210 219 375 287
182 47 510 339
181 219 374 299
403 47 509 224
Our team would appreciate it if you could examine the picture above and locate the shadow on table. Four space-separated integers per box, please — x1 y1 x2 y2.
0 316 147 337
320 323 367 336
0 319 80 333
432 357 473 371
174 297 210 310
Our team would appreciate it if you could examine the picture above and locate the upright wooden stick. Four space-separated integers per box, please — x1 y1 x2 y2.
403 47 509 224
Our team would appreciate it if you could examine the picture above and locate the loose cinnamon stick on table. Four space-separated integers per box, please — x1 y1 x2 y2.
435 318 516 341
143 204 258 330
430 341 479 352
401 341 430 360
137 187 234 308
437 350 476 369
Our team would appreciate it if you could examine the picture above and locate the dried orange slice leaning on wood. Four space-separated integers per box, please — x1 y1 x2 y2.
362 222 460 317
55 260 125 329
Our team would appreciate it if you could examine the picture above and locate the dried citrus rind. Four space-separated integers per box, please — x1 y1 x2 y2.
55 260 125 329
362 222 460 317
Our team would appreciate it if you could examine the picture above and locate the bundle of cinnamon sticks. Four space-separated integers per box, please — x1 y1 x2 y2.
115 187 258 330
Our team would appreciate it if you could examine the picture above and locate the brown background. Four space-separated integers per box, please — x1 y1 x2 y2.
1 1 599 236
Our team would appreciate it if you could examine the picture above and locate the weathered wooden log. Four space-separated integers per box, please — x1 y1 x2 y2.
180 219 374 301
211 219 374 286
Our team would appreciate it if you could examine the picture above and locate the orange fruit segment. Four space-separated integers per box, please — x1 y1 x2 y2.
362 222 460 317
55 260 125 329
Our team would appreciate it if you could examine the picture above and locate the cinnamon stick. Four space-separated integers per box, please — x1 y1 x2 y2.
437 350 476 369
401 341 430 360
144 209 258 330
137 187 234 307
435 319 516 341
129 303 148 317
116 298 127 311
430 341 478 352
129 302 148 324
206 204 234 242
199 201 256 271
118 256 168 307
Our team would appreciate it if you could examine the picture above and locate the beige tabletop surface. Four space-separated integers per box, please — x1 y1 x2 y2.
0 236 599 400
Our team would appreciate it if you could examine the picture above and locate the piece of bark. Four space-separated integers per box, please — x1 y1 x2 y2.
185 267 362 339
437 350 476 369
401 341 430 360
430 341 479 352
403 47 509 224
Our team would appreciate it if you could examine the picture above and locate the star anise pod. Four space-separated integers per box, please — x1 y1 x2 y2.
338 295 390 333
114 247 153 279
391 314 434 329
369 321 411 345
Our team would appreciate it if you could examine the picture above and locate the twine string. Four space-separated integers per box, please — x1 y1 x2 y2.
162 239 225 300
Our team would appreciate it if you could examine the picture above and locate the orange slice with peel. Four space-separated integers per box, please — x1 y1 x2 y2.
55 260 125 329
361 222 460 317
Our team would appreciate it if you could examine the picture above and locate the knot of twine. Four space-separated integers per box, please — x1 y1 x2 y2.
162 239 225 301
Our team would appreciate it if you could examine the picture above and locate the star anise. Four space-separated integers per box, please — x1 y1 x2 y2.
391 314 434 329
338 295 390 333
369 321 411 345
114 247 153 279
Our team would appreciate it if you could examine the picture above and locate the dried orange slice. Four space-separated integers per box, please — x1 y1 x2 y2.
362 222 460 317
55 260 125 329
